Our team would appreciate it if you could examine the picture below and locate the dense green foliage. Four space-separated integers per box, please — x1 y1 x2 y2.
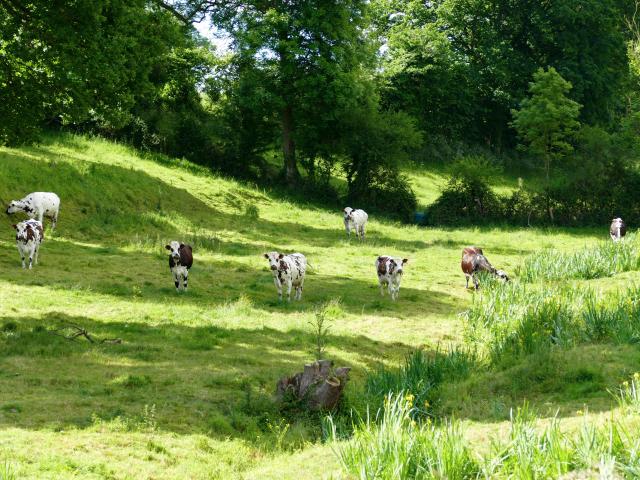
2 0 637 221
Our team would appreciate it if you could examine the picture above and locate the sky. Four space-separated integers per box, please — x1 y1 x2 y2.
194 17 232 53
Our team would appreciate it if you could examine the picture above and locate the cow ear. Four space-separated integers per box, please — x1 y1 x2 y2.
402 258 408 264
263 253 269 259
278 253 284 259
11 224 16 230
165 245 171 250
179 243 185 249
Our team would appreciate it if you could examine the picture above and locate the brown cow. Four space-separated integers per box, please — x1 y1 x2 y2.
461 246 508 289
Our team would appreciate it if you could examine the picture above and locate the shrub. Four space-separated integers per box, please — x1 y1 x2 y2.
424 156 504 225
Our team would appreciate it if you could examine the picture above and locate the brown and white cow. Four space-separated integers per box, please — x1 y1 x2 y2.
263 252 307 301
12 219 44 269
461 246 508 289
165 241 193 292
375 256 408 300
610 218 626 242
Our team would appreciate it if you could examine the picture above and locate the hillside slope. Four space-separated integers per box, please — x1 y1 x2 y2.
0 134 630 479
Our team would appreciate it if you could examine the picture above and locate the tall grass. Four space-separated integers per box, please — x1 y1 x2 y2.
463 282 640 363
518 234 640 282
365 348 477 418
334 394 640 479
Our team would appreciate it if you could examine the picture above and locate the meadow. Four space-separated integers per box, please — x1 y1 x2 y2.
0 134 638 479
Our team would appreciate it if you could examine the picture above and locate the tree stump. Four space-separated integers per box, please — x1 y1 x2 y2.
276 360 350 411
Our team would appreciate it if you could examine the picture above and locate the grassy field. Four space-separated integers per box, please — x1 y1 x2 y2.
0 134 637 479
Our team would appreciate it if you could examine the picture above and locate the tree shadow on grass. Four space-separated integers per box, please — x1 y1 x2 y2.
0 236 459 319
0 312 420 439
0 150 444 254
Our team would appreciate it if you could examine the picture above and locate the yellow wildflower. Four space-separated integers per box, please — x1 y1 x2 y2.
623 381 630 388
405 393 415 405
576 410 583 416
424 400 430 408
634 372 640 381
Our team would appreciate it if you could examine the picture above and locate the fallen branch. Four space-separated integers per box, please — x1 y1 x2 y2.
51 322 122 345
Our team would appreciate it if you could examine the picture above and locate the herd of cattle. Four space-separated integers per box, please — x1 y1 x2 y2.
4 192 630 301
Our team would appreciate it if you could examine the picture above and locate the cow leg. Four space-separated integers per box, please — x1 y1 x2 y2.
379 281 385 296
38 211 44 224
359 225 365 241
345 222 351 238
183 271 188 291
28 244 35 269
472 274 479 290
465 275 469 289
273 278 282 301
296 278 304 300
286 279 293 302
52 213 58 231
173 271 180 292
34 244 39 265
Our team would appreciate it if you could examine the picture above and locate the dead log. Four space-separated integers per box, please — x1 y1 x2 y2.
276 360 350 411
51 322 122 345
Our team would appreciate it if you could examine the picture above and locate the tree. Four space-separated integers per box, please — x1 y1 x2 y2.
189 0 371 186
511 67 581 218
0 0 187 144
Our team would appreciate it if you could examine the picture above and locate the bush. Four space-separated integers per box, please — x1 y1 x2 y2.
424 156 504 225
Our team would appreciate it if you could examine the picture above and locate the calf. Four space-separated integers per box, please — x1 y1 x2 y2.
165 241 193 292
263 252 307 301
343 207 368 241
461 246 509 290
375 256 408 300
610 218 626 242
6 192 60 230
12 219 44 269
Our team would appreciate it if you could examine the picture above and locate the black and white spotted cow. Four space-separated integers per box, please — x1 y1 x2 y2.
6 192 60 230
343 207 368 241
165 241 193 292
375 255 408 300
12 219 44 269
263 252 307 301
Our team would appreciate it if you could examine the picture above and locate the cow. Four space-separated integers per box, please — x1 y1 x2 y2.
165 241 193 292
343 207 368 241
375 256 408 300
263 252 307 301
610 218 626 242
461 246 509 290
6 192 60 230
12 219 44 269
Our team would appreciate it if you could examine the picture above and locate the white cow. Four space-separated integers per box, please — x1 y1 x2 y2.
6 192 60 230
343 207 368 241
375 255 408 300
263 252 307 301
12 219 44 269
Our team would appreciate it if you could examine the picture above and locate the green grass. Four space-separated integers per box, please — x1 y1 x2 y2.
0 133 638 478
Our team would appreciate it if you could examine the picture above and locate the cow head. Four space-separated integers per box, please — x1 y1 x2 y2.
165 241 184 262
495 269 509 282
343 207 354 222
397 258 408 274
6 200 27 215
389 257 408 275
264 251 284 271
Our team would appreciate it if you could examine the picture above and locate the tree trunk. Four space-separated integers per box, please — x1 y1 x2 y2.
282 103 299 187
276 360 350 411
